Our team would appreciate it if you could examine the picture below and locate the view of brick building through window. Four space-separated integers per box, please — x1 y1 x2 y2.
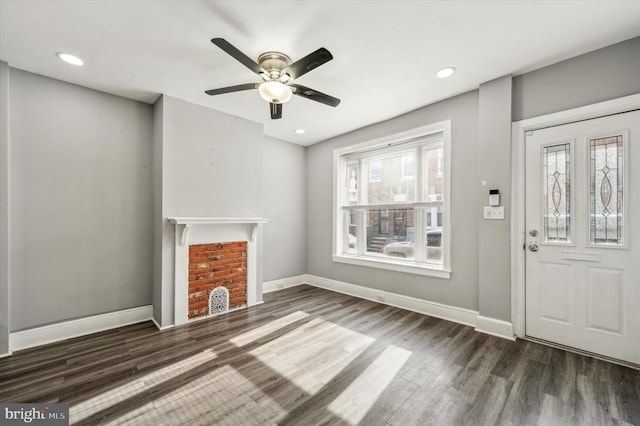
346 146 444 261
187 242 247 319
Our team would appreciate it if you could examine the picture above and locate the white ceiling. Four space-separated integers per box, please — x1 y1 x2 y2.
1 1 639 146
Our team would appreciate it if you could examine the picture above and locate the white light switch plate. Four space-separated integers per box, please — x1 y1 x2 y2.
484 206 504 219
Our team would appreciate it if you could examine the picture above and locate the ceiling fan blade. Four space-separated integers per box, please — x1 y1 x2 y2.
282 48 333 80
290 84 341 107
211 38 266 75
205 83 259 96
270 103 283 119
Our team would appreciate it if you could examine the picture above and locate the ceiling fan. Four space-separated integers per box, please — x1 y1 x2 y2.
205 38 340 119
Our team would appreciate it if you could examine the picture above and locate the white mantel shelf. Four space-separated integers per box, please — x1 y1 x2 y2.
168 217 268 246
168 217 268 225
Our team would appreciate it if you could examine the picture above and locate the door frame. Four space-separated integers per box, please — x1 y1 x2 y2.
510 93 640 339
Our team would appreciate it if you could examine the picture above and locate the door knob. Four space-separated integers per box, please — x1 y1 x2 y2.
528 243 539 252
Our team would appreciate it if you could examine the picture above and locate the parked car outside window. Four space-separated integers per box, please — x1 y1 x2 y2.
382 229 442 261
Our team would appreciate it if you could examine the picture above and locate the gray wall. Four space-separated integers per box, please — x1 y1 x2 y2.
262 136 307 281
0 62 9 354
9 69 154 331
513 36 640 121
161 96 263 218
152 97 164 325
477 76 512 321
154 95 264 326
306 91 480 311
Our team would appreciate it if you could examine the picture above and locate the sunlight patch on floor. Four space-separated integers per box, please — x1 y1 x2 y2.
69 349 217 424
250 317 375 393
328 344 412 425
230 311 309 347
106 364 285 425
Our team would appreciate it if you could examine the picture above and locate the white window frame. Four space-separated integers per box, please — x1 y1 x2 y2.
332 121 451 279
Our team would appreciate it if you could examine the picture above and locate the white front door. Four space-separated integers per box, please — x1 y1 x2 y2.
525 109 640 365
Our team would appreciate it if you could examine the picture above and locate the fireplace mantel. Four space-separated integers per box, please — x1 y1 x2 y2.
168 217 268 246
167 217 268 325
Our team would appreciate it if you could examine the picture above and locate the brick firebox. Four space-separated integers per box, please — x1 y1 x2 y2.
188 242 247 319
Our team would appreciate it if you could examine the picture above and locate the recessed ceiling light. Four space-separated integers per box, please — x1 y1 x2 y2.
295 129 305 134
436 67 455 78
56 52 84 66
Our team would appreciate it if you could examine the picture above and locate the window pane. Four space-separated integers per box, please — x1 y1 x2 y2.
590 135 624 245
424 145 444 201
345 161 358 205
363 208 415 259
364 153 415 205
346 231 358 254
425 205 443 264
348 210 357 227
543 143 571 243
402 155 415 179
369 159 381 183
345 211 357 254
425 203 443 228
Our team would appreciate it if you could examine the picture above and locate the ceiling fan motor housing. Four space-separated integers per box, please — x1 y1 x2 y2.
258 52 291 80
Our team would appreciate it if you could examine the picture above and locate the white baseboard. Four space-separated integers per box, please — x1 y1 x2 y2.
6 275 516 353
151 300 265 331
475 315 515 340
10 305 153 352
262 275 307 293
0 350 12 358
304 274 479 328
151 316 174 331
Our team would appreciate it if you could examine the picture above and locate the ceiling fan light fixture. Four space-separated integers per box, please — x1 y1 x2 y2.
259 81 292 104
279 73 291 83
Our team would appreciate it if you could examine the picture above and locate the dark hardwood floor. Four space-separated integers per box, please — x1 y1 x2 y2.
1 284 639 425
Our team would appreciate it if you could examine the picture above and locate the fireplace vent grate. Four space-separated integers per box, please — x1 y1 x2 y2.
209 286 230 316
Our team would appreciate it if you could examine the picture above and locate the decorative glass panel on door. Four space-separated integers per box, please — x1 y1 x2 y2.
543 143 572 243
590 135 624 246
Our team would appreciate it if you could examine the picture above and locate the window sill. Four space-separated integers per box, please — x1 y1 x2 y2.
332 254 451 279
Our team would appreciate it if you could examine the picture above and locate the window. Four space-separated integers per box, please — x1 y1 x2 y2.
436 148 444 178
369 159 382 183
401 154 415 180
333 121 451 278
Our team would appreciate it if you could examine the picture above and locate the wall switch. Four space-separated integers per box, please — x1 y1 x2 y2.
484 206 505 219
